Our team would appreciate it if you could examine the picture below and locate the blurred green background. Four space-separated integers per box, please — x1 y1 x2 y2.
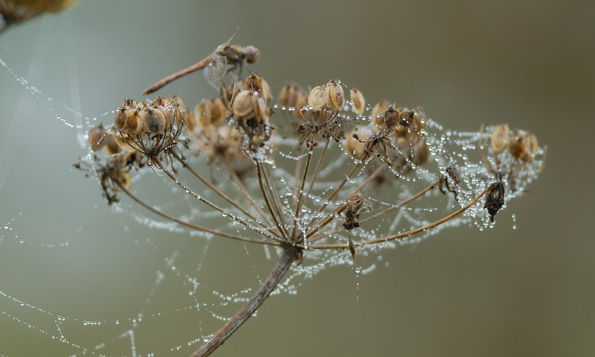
0 0 594 356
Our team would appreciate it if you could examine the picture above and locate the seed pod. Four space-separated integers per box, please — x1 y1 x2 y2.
184 107 196 134
114 106 128 132
88 123 107 151
244 45 260 64
125 110 143 135
371 99 390 128
141 107 168 134
344 128 369 159
383 107 399 130
222 80 247 108
308 85 328 110
398 110 414 128
254 96 269 122
278 85 290 108
104 133 123 155
207 98 226 127
246 73 273 102
508 131 525 160
485 181 505 222
123 98 137 108
411 137 430 166
231 90 257 121
294 90 308 117
350 88 365 115
113 132 136 153
326 80 345 112
524 131 538 154
491 123 509 155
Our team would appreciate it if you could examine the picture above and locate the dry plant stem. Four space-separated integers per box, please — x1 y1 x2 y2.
118 183 279 246
304 138 330 207
291 153 304 207
262 163 289 230
256 162 290 241
156 159 283 243
171 152 278 237
291 150 313 239
304 160 364 233
227 167 278 230
142 55 213 95
190 245 300 357
313 187 489 249
308 178 440 243
360 179 441 224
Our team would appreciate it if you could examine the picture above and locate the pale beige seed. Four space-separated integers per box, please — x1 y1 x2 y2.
350 88 365 115
371 99 390 128
491 123 509 155
308 85 328 110
88 124 107 151
326 80 345 112
231 90 257 120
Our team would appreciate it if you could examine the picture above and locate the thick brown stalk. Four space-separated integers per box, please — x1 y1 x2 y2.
190 245 300 357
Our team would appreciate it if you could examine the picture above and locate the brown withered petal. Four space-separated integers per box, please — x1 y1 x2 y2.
326 80 345 112
350 88 365 115
308 85 328 110
491 123 509 155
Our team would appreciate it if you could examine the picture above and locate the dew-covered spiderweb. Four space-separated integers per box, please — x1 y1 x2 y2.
0 15 545 357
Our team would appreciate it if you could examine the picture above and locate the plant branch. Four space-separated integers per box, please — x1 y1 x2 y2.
118 183 280 246
190 245 300 357
312 187 489 249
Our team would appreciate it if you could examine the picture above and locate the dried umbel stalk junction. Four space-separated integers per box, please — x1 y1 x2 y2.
78 42 545 356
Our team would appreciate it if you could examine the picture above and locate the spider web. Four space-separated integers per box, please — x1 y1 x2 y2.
0 12 545 357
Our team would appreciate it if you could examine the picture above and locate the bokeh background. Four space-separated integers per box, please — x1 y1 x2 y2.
0 1 594 356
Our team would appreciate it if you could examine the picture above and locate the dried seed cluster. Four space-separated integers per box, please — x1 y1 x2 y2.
112 96 188 161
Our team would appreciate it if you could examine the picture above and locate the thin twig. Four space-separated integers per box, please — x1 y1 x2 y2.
171 151 278 236
308 178 439 243
142 55 214 95
118 183 279 246
156 159 284 243
256 162 289 241
312 187 489 249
